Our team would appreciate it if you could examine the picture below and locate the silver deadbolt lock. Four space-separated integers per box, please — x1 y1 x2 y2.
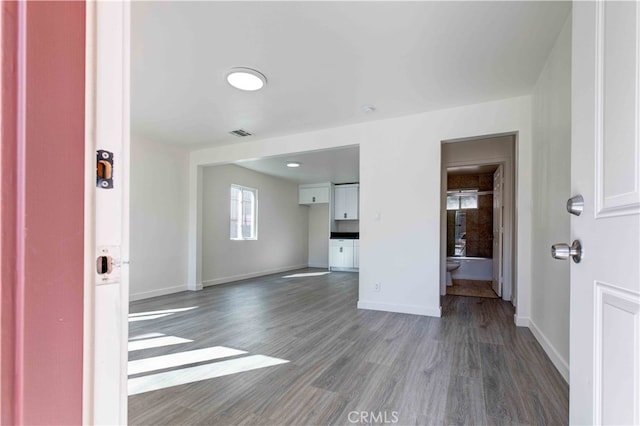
566 194 584 216
551 240 583 263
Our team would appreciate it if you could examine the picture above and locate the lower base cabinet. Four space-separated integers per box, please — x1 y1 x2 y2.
329 239 359 270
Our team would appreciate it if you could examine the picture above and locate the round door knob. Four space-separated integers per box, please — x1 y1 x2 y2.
551 240 583 263
552 244 570 259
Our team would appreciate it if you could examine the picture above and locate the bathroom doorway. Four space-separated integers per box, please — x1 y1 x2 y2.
445 163 501 298
440 135 516 302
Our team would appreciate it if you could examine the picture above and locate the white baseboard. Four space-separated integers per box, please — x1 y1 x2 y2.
308 263 329 269
357 300 442 317
203 264 309 287
329 267 358 272
129 285 187 302
185 282 203 291
528 318 570 383
514 314 530 327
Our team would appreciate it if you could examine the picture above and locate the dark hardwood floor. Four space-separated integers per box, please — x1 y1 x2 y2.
128 268 568 425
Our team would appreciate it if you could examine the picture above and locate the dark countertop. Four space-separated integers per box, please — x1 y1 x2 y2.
330 232 359 239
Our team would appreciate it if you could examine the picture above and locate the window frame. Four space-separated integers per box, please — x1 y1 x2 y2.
230 184 258 241
446 189 479 211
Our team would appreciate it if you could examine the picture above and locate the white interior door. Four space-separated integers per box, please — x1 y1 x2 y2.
492 165 503 297
570 2 640 424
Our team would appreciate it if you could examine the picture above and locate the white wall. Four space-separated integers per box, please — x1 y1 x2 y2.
336 221 359 232
130 137 189 300
359 97 532 317
188 128 363 290
188 95 533 319
201 164 309 285
308 204 329 268
530 16 572 381
441 136 515 300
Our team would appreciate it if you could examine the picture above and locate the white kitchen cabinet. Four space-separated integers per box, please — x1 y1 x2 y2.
329 239 359 270
334 184 359 220
299 184 329 205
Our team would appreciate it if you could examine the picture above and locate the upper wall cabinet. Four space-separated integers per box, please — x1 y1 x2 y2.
334 184 359 220
299 183 330 205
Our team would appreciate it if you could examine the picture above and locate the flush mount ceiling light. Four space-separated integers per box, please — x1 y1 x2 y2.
286 162 301 168
361 105 376 114
226 67 267 91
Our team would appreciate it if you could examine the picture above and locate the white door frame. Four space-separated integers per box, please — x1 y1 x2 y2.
492 164 504 297
84 1 131 424
83 3 531 421
440 135 516 305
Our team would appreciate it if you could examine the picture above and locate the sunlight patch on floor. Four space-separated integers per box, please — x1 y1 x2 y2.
283 272 331 278
129 306 198 317
128 313 174 322
129 332 165 341
128 354 289 395
128 306 198 323
128 336 193 352
128 346 248 375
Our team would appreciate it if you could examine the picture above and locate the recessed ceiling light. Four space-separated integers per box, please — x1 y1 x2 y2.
362 105 376 114
226 67 267 91
286 162 301 168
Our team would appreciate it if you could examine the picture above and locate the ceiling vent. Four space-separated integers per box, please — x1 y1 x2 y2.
229 129 253 137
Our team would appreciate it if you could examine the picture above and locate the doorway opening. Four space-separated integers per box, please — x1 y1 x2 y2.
440 134 516 304
183 145 360 291
446 163 502 299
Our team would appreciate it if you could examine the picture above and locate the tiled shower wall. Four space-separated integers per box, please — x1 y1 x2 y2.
447 173 494 258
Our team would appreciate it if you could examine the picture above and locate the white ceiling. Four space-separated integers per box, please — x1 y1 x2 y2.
131 1 571 148
234 146 359 184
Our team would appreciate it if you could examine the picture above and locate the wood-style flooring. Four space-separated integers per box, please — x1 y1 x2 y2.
128 268 568 425
446 279 499 299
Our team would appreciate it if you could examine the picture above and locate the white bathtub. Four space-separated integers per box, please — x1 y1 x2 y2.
448 257 492 281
